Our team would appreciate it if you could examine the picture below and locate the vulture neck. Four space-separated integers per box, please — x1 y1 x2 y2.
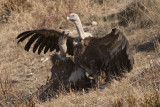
58 38 67 60
73 19 86 40
59 46 67 60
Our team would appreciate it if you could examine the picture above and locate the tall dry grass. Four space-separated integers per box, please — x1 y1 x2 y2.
0 0 160 106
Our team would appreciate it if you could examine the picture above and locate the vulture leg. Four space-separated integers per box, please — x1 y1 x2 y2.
87 60 100 85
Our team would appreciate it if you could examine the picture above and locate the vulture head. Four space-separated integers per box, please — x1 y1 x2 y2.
67 13 92 40
67 13 80 22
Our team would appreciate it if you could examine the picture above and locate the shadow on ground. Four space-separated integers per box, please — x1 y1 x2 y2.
135 42 155 52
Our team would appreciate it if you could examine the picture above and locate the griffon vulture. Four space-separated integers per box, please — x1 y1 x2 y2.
16 13 134 86
50 34 91 88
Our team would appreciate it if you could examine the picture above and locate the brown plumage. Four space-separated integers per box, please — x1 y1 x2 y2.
16 13 134 86
50 54 75 86
74 28 134 81
17 29 74 55
50 54 91 88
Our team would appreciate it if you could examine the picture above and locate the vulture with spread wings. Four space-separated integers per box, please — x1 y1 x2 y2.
17 13 134 86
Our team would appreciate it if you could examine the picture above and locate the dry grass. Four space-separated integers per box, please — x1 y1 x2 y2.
37 64 160 107
0 0 160 106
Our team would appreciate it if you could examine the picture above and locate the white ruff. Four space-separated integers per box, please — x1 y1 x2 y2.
68 67 84 83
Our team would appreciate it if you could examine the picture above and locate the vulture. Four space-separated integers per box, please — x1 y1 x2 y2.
49 34 91 88
16 13 134 87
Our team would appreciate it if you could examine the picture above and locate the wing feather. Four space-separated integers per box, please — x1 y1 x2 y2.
16 29 74 55
38 37 48 54
54 37 59 52
49 37 55 52
24 34 40 51
100 28 134 72
89 29 134 81
17 32 34 43
66 37 74 56
16 31 31 39
44 37 51 54
88 28 134 74
33 36 44 53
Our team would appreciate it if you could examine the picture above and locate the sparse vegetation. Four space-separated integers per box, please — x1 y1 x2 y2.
0 0 160 107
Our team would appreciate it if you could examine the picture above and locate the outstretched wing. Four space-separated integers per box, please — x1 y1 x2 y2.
17 29 74 55
98 28 134 78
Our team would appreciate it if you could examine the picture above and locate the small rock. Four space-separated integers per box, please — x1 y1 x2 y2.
91 21 98 26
